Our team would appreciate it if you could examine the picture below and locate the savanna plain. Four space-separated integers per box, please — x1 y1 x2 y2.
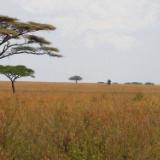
0 82 160 160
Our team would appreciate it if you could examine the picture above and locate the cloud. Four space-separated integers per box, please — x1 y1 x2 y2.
15 0 89 14
83 31 137 49
14 0 160 49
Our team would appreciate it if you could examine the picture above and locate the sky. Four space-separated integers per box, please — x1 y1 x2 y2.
0 0 160 83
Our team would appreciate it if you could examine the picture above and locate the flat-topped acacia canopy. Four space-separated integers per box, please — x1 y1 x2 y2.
0 65 35 93
69 75 82 84
0 65 34 80
0 15 62 59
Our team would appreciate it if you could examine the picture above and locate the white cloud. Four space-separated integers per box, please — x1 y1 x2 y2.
84 31 137 49
15 0 89 13
14 0 160 49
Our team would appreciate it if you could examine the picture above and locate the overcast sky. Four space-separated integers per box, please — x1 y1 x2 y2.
0 0 160 83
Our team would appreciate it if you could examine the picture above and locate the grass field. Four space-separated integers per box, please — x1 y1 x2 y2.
0 81 160 160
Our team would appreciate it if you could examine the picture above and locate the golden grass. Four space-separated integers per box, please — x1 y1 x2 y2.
0 82 160 160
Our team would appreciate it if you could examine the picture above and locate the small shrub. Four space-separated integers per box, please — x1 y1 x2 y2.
133 92 144 101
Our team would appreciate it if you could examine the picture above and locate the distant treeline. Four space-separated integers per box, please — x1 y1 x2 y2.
98 81 155 85
124 82 155 85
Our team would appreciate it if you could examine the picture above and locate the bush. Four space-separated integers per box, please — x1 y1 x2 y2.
145 82 154 85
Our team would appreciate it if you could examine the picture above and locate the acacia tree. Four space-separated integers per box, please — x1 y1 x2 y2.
0 15 61 59
0 65 34 93
69 75 82 84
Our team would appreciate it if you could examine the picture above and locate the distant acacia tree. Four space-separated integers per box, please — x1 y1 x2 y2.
0 15 61 59
69 75 82 84
0 65 34 93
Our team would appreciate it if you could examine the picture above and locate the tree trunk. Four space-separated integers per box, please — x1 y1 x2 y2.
75 80 78 84
11 81 15 94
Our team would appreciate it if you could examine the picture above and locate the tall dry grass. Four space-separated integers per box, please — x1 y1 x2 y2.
0 82 160 160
